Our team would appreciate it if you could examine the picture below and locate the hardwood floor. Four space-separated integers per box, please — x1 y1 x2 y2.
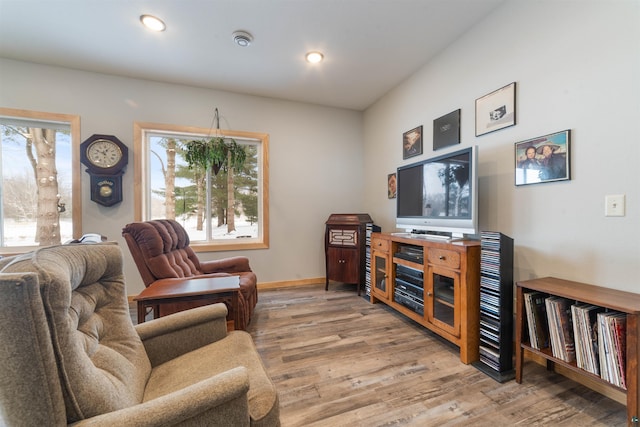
246 283 627 427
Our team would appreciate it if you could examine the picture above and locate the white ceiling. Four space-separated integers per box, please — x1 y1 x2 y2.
0 0 504 111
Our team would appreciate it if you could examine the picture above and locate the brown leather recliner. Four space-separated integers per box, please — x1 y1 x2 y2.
122 219 258 330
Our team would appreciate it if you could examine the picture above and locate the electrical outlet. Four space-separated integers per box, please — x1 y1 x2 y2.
605 194 625 217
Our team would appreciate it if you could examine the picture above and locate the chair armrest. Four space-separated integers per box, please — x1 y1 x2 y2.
135 303 228 367
69 367 251 427
200 256 252 274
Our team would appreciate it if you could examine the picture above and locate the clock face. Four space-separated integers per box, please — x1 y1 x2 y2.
86 139 123 168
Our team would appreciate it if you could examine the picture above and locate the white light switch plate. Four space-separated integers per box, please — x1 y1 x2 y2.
605 194 625 217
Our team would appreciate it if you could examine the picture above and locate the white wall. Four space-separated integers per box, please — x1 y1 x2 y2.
3 0 639 295
0 59 365 294
364 0 640 292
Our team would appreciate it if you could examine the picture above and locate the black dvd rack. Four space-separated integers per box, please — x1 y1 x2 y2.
472 231 514 382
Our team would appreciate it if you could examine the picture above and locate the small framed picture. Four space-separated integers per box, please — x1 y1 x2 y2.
402 126 423 159
433 109 461 150
476 82 516 136
387 173 397 199
515 129 571 186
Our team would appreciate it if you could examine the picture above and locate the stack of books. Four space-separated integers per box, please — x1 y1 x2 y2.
523 292 549 350
597 311 626 389
571 304 602 375
544 297 576 363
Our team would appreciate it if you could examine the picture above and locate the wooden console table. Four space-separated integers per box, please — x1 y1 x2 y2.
134 276 240 329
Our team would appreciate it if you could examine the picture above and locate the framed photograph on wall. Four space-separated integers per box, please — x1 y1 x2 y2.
402 126 423 159
433 109 461 150
515 129 571 186
475 82 516 136
387 173 396 199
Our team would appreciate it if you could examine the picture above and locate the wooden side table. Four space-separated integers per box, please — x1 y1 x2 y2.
134 276 241 329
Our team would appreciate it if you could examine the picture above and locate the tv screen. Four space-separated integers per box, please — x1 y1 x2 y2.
396 146 478 238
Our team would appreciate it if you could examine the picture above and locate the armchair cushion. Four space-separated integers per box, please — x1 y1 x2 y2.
0 245 152 422
127 219 201 280
145 332 279 427
136 303 279 426
136 303 229 367
70 367 252 427
0 272 67 426
200 256 251 274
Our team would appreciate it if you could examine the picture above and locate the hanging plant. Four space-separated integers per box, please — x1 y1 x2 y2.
184 108 247 175
184 136 247 175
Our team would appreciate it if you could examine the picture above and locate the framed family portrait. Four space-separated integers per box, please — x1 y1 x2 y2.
433 109 461 150
475 82 516 136
402 126 423 159
515 129 571 186
387 173 397 199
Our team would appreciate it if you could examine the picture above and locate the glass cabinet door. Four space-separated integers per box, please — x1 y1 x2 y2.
427 265 460 337
371 251 388 299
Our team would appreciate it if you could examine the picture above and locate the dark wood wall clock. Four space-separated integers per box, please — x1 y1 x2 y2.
80 134 129 207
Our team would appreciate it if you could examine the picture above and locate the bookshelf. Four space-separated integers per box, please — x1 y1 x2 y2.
515 277 640 426
473 231 514 382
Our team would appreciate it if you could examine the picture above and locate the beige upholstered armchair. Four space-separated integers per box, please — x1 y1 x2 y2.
0 244 279 426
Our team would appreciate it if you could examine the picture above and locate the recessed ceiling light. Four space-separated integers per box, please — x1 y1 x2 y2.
306 51 324 64
140 15 166 32
232 31 253 47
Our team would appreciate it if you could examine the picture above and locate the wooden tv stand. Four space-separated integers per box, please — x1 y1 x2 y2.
369 232 481 364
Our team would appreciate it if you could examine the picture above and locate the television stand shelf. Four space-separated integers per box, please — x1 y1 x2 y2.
515 277 640 426
370 232 481 364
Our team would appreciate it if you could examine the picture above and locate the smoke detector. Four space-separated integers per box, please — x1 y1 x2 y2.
232 31 253 47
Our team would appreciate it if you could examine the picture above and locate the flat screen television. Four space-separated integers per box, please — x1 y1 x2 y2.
396 146 478 240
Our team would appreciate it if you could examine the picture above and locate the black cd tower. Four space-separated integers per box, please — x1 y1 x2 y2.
473 231 514 382
364 222 381 298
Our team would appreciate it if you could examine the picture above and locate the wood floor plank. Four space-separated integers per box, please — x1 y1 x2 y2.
247 284 627 427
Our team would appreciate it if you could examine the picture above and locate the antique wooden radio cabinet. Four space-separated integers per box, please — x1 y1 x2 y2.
325 213 376 296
